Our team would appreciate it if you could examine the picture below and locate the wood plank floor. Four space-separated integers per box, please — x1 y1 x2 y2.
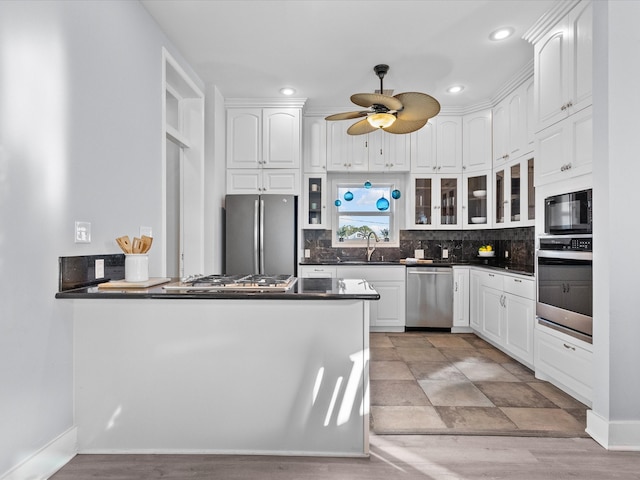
51 434 640 479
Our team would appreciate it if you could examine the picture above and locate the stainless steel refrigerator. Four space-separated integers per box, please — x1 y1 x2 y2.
224 194 298 275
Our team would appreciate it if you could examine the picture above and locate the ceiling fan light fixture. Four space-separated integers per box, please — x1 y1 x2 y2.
367 112 396 129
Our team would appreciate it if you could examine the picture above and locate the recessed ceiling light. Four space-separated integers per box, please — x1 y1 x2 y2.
447 85 464 94
280 87 296 96
489 27 515 41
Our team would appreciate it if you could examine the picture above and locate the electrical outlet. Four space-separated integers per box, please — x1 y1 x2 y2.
414 249 425 259
74 221 91 243
304 249 311 258
140 226 153 238
95 259 105 279
505 250 509 258
442 248 449 259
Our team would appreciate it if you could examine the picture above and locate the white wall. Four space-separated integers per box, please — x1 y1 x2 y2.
0 1 203 476
589 0 640 449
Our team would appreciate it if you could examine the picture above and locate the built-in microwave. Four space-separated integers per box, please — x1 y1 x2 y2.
544 189 592 235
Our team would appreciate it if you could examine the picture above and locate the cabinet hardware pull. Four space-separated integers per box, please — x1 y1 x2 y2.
563 343 576 351
365 141 368 148
488 273 495 277
514 279 522 283
380 148 383 155
455 282 458 292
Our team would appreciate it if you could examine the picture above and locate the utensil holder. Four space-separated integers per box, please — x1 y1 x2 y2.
125 254 149 282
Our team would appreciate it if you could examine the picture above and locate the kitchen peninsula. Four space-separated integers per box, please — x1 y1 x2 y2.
56 277 379 457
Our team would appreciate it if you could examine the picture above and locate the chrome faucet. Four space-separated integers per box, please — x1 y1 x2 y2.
366 232 380 262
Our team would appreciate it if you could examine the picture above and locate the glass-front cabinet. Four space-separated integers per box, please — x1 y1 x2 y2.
303 174 326 228
409 174 461 229
493 158 535 227
462 172 491 229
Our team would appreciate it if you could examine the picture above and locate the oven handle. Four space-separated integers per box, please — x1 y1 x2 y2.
537 250 592 261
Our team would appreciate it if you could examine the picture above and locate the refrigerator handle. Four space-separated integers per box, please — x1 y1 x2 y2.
259 198 265 274
253 199 260 273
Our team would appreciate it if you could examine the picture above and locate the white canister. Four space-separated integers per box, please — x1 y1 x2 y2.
125 254 149 282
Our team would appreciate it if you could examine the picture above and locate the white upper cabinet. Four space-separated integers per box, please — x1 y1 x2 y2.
435 116 463 174
367 129 411 172
227 107 301 169
411 116 462 174
533 0 592 132
303 116 327 173
326 121 369 172
326 122 410 172
462 109 492 173
492 78 534 167
410 119 437 172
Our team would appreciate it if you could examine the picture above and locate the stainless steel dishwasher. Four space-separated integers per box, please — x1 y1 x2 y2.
406 266 453 329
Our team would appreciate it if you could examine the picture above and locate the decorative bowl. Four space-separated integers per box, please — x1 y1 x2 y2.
472 190 487 198
471 216 486 224
478 251 495 257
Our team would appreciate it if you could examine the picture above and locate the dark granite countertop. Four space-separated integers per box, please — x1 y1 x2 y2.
299 259 534 276
55 277 381 301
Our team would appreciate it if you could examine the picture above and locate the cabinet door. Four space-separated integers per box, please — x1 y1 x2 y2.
492 101 508 165
410 119 437 172
369 280 405 330
437 176 461 229
462 110 492 173
368 130 411 172
227 109 261 168
508 88 526 160
453 268 470 328
504 293 534 367
303 174 327 228
303 116 327 172
469 270 482 330
326 121 369 172
436 116 463 174
481 287 504 345
463 172 491 228
568 1 593 116
410 175 434 228
535 21 571 131
263 108 300 168
409 174 461 229
262 169 300 194
226 169 261 194
534 106 592 186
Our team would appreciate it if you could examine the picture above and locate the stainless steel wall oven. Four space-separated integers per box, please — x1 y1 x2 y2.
536 235 592 343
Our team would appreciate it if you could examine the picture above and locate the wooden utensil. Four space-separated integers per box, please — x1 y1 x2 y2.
140 235 153 253
132 237 142 254
116 236 132 254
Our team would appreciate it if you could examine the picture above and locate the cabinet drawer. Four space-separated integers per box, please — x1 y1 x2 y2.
336 266 405 282
479 270 503 290
534 325 592 406
299 266 336 278
503 275 535 300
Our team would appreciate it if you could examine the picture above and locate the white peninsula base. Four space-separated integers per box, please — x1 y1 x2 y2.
73 298 370 457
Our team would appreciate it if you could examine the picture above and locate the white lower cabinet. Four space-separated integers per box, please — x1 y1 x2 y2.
534 323 593 406
336 266 406 332
470 269 535 368
452 267 471 331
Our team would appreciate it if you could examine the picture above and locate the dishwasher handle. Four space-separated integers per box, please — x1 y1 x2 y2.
407 270 452 275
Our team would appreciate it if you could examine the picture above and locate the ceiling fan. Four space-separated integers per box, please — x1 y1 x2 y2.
325 64 441 135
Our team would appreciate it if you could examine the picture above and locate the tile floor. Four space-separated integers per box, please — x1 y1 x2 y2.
370 332 589 437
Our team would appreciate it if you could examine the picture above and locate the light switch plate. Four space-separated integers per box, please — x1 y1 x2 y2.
140 226 153 238
304 249 311 258
442 248 449 259
414 249 425 259
75 221 91 243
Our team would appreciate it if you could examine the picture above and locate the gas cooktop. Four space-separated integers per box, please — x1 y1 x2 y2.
163 274 297 292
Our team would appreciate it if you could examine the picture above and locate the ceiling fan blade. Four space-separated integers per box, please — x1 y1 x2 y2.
351 93 403 111
394 92 441 121
325 111 368 121
347 119 378 136
382 117 428 135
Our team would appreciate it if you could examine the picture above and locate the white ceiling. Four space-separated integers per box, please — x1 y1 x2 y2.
141 0 558 112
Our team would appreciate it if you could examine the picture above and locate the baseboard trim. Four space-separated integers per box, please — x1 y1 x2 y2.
586 410 640 451
1 427 77 480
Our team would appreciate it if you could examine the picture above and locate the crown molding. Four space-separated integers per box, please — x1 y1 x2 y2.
491 60 534 105
523 0 581 44
225 97 307 108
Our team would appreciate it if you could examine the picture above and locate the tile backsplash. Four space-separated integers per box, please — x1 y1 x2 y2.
303 227 534 272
